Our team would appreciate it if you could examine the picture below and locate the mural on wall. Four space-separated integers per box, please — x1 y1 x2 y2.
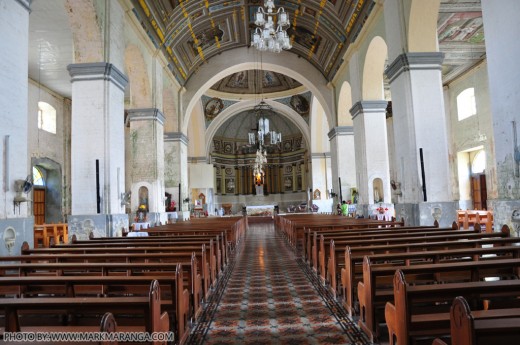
290 94 310 115
205 97 224 120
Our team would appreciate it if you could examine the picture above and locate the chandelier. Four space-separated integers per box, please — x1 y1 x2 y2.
248 101 282 181
251 0 292 53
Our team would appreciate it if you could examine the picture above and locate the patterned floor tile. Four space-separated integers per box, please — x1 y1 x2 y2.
186 222 371 345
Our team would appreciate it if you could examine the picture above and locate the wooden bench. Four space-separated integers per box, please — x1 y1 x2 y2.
385 270 520 345
319 227 508 291
0 270 189 344
340 241 520 317
22 242 212 303
358 257 520 342
0 280 170 345
457 210 493 232
447 296 520 345
0 258 202 331
303 222 442 263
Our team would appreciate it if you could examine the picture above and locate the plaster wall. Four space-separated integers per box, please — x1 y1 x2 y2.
0 0 30 219
445 63 496 204
189 163 215 190
27 81 71 223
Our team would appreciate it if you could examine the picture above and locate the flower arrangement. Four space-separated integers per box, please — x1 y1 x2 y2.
375 204 388 214
135 204 148 222
166 200 176 212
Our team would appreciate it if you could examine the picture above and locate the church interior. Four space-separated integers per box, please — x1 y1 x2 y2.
1 0 520 344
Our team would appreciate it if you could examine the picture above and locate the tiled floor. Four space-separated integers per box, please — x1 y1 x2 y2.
188 221 370 345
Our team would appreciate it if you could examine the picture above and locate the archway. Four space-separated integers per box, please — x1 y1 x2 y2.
181 47 334 135
31 157 63 224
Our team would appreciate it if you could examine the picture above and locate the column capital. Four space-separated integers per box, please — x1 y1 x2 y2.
328 126 354 140
15 0 32 12
126 108 165 125
67 62 128 92
350 100 388 119
385 52 445 83
164 132 189 145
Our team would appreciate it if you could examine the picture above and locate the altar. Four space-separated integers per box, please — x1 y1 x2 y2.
246 205 275 217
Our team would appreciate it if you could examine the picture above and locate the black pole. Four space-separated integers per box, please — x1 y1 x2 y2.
178 183 181 209
419 148 427 202
95 159 101 213
339 177 343 202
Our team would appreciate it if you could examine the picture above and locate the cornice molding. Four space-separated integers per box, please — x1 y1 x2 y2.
328 126 354 140
350 100 388 120
164 132 189 145
67 63 129 92
385 52 445 83
126 108 165 126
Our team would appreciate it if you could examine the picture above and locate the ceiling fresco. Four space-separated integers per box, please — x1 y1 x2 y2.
131 0 375 85
438 0 486 84
209 69 302 94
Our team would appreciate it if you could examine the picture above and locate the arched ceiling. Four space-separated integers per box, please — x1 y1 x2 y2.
131 0 375 85
209 69 302 95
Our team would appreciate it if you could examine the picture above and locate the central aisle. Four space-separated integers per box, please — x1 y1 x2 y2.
192 221 369 345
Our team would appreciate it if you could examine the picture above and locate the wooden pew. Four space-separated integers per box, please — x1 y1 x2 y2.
448 296 520 345
385 271 520 345
0 266 190 343
340 241 520 317
319 227 508 289
0 257 203 329
303 222 443 262
22 242 213 302
358 257 520 342
0 280 171 345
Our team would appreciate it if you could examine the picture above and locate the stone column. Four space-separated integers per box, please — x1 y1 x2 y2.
221 166 226 196
482 0 520 232
67 63 128 238
234 166 239 195
279 166 284 194
350 101 391 213
329 126 356 202
164 132 188 214
127 108 165 224
292 164 297 193
213 166 218 194
386 54 456 226
0 0 33 254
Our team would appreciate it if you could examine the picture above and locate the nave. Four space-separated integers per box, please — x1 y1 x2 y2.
187 221 369 345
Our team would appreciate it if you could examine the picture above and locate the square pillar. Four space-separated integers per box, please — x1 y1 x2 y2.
67 62 129 238
127 108 165 223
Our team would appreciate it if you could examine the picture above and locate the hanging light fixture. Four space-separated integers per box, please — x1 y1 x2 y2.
251 0 292 53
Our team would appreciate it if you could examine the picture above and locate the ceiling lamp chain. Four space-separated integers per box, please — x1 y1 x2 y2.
251 0 292 53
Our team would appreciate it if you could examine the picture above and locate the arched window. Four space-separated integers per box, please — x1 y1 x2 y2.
456 88 477 121
32 166 45 186
471 150 486 174
38 101 56 134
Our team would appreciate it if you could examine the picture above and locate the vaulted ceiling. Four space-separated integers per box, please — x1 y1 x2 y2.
131 0 375 86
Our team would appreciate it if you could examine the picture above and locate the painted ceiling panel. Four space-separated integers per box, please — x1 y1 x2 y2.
131 0 375 85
